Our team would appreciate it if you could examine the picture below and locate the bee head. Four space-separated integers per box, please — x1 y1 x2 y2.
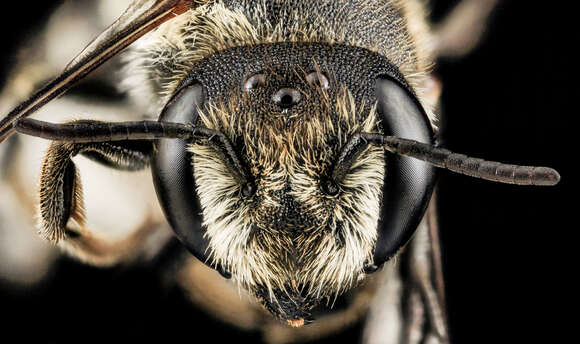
152 43 436 324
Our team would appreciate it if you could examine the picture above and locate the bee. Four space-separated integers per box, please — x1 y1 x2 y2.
0 0 561 343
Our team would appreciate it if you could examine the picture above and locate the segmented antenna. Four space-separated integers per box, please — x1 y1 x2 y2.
361 133 560 186
13 118 253 188
14 118 195 142
12 119 561 186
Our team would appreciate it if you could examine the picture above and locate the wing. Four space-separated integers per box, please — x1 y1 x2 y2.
0 0 195 143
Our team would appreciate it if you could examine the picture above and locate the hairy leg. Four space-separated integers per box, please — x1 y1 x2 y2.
39 138 163 266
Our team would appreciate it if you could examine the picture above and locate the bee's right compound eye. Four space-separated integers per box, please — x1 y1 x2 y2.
244 73 266 91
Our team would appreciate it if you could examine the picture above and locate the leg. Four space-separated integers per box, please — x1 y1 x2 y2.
362 261 405 344
39 138 159 266
432 0 500 58
404 204 449 343
0 177 59 285
362 202 449 344
176 257 263 331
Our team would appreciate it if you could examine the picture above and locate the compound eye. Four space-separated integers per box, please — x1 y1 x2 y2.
244 73 266 91
371 76 437 267
152 84 212 265
306 71 330 89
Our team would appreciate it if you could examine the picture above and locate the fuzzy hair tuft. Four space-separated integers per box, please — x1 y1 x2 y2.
189 84 384 310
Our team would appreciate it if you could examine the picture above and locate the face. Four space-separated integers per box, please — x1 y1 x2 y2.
150 41 438 324
190 57 385 323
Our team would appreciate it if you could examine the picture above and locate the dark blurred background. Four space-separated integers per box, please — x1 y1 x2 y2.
0 1 572 343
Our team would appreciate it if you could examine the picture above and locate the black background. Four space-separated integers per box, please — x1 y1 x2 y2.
0 1 572 343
